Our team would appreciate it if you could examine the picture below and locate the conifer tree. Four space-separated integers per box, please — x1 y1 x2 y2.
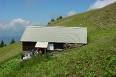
10 38 15 44
0 40 5 47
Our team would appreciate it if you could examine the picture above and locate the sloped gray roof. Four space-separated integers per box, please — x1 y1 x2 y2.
20 26 87 44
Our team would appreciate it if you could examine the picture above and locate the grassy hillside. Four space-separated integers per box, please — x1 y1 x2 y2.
49 2 116 31
0 3 116 77
0 43 21 63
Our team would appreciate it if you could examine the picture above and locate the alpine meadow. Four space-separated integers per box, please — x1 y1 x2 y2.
0 2 116 77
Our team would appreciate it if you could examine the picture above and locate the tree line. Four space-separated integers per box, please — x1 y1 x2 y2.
48 16 63 25
0 39 16 48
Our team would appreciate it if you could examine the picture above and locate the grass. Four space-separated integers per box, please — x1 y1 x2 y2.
0 28 115 77
0 2 116 77
0 43 21 63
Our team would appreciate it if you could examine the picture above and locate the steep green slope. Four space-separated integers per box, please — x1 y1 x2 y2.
0 43 21 63
49 2 116 31
0 3 116 77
